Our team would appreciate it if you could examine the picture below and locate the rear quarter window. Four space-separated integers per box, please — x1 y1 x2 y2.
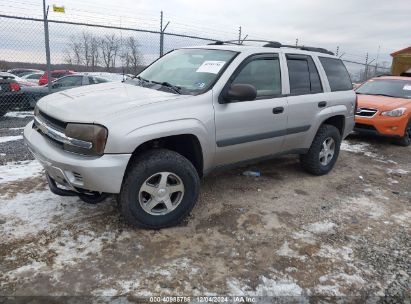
319 57 352 91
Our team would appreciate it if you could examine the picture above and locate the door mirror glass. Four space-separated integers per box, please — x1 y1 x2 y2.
223 84 257 102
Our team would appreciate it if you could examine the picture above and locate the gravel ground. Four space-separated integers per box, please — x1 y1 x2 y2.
0 111 34 165
0 115 410 302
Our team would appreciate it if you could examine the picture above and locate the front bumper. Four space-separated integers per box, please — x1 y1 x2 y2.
355 114 408 137
24 122 131 194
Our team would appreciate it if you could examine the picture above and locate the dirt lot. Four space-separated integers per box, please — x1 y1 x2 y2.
0 114 410 301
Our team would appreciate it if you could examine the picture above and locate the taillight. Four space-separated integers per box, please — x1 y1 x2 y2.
10 82 20 92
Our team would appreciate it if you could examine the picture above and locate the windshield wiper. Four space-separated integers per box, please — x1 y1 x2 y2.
372 93 395 98
135 75 150 83
151 80 182 94
356 92 396 98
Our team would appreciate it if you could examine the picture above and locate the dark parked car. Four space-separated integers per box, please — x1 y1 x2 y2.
0 78 25 116
23 74 109 107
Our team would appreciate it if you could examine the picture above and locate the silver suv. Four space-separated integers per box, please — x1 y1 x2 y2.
24 42 356 228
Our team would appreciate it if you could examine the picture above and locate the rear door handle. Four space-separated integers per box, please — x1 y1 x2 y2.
272 107 284 114
318 101 327 108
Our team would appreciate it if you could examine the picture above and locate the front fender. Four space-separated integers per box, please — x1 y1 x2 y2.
105 118 215 171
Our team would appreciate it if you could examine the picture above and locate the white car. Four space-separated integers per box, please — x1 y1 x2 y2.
0 72 36 87
21 72 43 85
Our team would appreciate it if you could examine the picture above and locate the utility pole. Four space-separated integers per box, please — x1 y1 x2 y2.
364 53 369 80
43 0 52 92
375 45 381 75
238 26 242 45
159 11 170 57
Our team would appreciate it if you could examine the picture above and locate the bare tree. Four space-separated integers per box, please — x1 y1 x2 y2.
123 36 141 75
64 32 101 71
90 36 100 71
100 34 121 72
81 32 91 69
64 37 82 66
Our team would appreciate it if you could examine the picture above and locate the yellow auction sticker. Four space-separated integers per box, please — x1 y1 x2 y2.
52 5 65 13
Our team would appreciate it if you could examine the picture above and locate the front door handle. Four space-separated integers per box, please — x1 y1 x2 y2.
272 107 284 114
318 101 327 108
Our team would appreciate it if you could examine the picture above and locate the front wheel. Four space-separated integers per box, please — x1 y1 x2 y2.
300 124 341 175
119 149 200 229
395 120 411 147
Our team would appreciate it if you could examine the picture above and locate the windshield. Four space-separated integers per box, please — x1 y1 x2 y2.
136 48 237 95
356 79 411 99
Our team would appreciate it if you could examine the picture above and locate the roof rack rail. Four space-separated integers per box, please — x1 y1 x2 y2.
207 39 334 55
208 40 239 45
281 44 334 55
208 41 225 45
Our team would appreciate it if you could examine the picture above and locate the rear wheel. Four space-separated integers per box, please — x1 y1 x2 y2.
300 124 341 175
395 120 411 147
119 149 200 229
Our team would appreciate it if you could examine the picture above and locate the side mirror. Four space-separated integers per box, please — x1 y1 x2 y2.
222 84 257 103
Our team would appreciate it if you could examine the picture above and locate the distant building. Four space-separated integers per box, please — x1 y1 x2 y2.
391 46 411 76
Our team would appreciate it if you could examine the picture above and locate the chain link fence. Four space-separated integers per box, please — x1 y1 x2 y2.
0 13 391 133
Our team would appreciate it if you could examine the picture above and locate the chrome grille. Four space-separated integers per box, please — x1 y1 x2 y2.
356 108 378 117
33 113 92 150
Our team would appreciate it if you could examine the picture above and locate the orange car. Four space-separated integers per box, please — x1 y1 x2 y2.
355 76 411 146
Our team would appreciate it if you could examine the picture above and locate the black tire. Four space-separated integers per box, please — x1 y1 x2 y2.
119 149 200 229
300 124 341 176
394 119 411 147
78 192 110 204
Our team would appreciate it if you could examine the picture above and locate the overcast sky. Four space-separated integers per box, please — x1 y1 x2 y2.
2 0 411 65
49 0 411 61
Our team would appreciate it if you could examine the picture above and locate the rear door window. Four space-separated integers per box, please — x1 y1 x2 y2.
319 57 352 91
286 54 323 95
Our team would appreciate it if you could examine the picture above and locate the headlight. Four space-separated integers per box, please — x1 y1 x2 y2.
64 123 108 156
381 108 406 117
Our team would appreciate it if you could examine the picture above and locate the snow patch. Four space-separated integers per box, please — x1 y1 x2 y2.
0 160 43 184
291 230 316 244
391 211 411 226
340 141 371 153
0 135 23 144
0 190 114 242
387 168 409 175
227 276 303 296
276 241 306 261
315 245 353 261
341 141 388 161
305 221 337 234
48 230 115 268
346 196 386 219
319 273 365 286
313 284 343 296
5 111 33 118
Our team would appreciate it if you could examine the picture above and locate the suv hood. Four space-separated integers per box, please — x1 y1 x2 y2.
37 82 184 123
357 94 410 110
